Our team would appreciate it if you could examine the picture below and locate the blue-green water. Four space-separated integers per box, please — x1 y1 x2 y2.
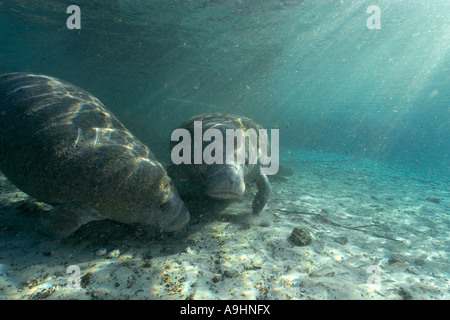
1 0 448 168
0 0 449 300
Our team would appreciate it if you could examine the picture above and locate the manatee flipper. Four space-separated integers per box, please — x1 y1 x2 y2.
252 173 272 215
39 203 103 239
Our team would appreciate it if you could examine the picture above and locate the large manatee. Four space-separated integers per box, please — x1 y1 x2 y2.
0 72 189 238
168 113 273 214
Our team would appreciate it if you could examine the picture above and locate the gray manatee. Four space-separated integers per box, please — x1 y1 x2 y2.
168 113 272 214
0 72 189 238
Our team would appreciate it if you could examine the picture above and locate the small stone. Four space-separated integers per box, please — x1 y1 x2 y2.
223 268 239 278
96 248 107 256
425 197 440 204
80 272 92 288
334 236 348 245
388 255 405 265
288 227 312 246
413 259 425 266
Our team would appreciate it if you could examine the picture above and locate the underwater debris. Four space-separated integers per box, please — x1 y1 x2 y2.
288 227 312 246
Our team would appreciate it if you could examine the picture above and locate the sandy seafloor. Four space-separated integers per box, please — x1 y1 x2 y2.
0 149 448 300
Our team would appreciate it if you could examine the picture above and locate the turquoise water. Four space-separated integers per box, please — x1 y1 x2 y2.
0 0 449 300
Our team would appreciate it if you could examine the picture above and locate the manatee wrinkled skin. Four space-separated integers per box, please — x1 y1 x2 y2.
0 73 189 238
168 113 272 214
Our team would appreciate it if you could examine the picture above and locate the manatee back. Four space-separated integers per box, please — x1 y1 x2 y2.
0 73 165 216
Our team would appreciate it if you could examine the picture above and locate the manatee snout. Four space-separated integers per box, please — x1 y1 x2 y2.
205 164 245 200
157 191 190 232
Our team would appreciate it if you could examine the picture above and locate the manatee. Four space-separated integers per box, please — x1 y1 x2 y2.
0 72 189 238
168 113 272 214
